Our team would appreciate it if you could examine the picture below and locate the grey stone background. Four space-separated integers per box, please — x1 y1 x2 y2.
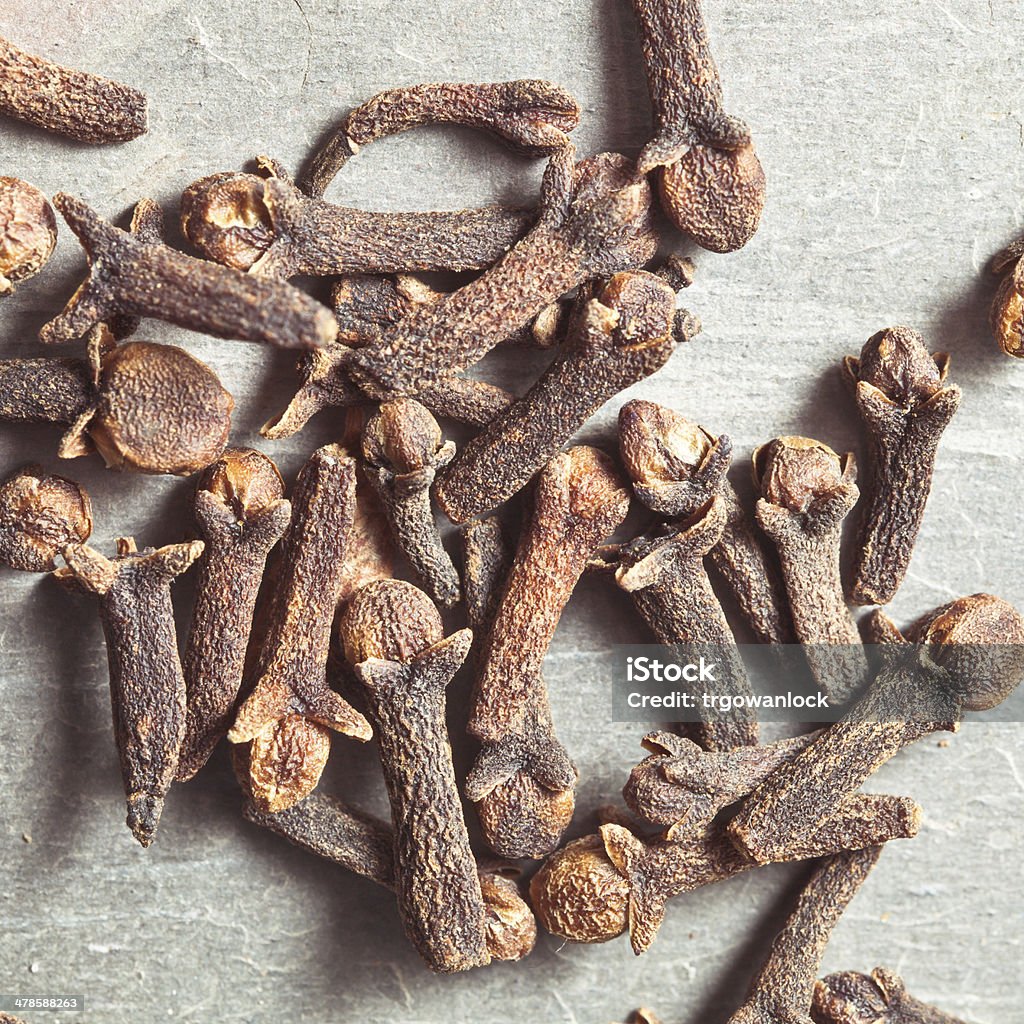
1 1 1022 1022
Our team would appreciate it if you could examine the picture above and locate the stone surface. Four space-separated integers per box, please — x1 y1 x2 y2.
0 2 1022 1022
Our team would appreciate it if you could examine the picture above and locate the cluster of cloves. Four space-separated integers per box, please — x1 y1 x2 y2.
1 1 1019 1014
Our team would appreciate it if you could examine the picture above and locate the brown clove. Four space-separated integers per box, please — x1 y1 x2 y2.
0 35 147 143
177 449 292 780
813 968 970 1024
0 176 56 295
989 235 1024 358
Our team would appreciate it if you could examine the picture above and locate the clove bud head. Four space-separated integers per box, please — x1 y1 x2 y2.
658 142 766 254
618 399 715 499
853 326 944 406
180 172 274 271
811 967 910 1024
909 593 1024 712
479 869 538 962
90 341 234 475
340 578 443 663
198 447 284 518
249 715 333 814
362 399 443 476
476 774 576 861
989 241 1024 359
0 176 57 294
529 834 629 944
755 436 847 513
0 466 92 572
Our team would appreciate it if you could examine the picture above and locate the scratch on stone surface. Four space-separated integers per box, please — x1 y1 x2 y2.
290 0 313 89
934 3 976 34
386 962 414 1010
552 990 580 1024
994 746 1024 793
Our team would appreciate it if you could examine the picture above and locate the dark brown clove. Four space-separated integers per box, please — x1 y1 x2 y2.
346 146 659 399
466 447 630 858
434 270 680 523
989 235 1024 358
0 326 233 476
0 35 147 143
622 729 820 833
340 579 489 973
57 537 204 845
181 163 532 280
754 436 869 702
229 444 371 813
727 847 882 1024
813 968 970 1024
0 465 92 572
177 449 292 780
531 794 918 953
619 400 793 645
0 176 56 295
594 499 759 751
843 327 961 606
361 400 461 606
728 594 1024 864
240 788 536 963
630 0 765 252
302 79 580 198
39 193 337 350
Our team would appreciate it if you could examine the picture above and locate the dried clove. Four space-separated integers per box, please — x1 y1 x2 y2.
434 270 680 523
0 35 147 143
622 729 820 833
181 163 532 280
0 325 234 475
593 499 760 751
240 787 536 963
843 327 961 606
229 444 372 813
619 399 793 645
630 0 765 252
754 436 869 703
466 447 630 858
339 579 488 973
302 79 580 198
346 146 659 399
726 846 882 1024
57 537 204 845
361 399 462 606
0 176 56 295
728 594 1024 864
176 449 292 780
989 235 1024 358
39 193 337 350
813 968 969 1024
0 465 91 572
531 794 918 952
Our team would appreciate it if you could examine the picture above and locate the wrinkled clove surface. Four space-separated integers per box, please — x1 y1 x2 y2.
630 0 765 251
39 193 337 350
989 235 1024 358
596 498 759 750
754 436 868 702
0 35 147 143
466 448 630 858
340 579 488 973
619 400 793 645
362 400 461 606
241 788 536 963
347 147 659 398
0 326 234 475
229 445 371 812
726 846 882 1024
728 594 1024 863
531 794 918 953
181 166 532 280
844 327 961 606
302 79 580 197
623 729 819 833
435 270 678 523
58 537 204 845
177 450 292 780
813 968 969 1024
0 176 57 294
0 466 91 572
